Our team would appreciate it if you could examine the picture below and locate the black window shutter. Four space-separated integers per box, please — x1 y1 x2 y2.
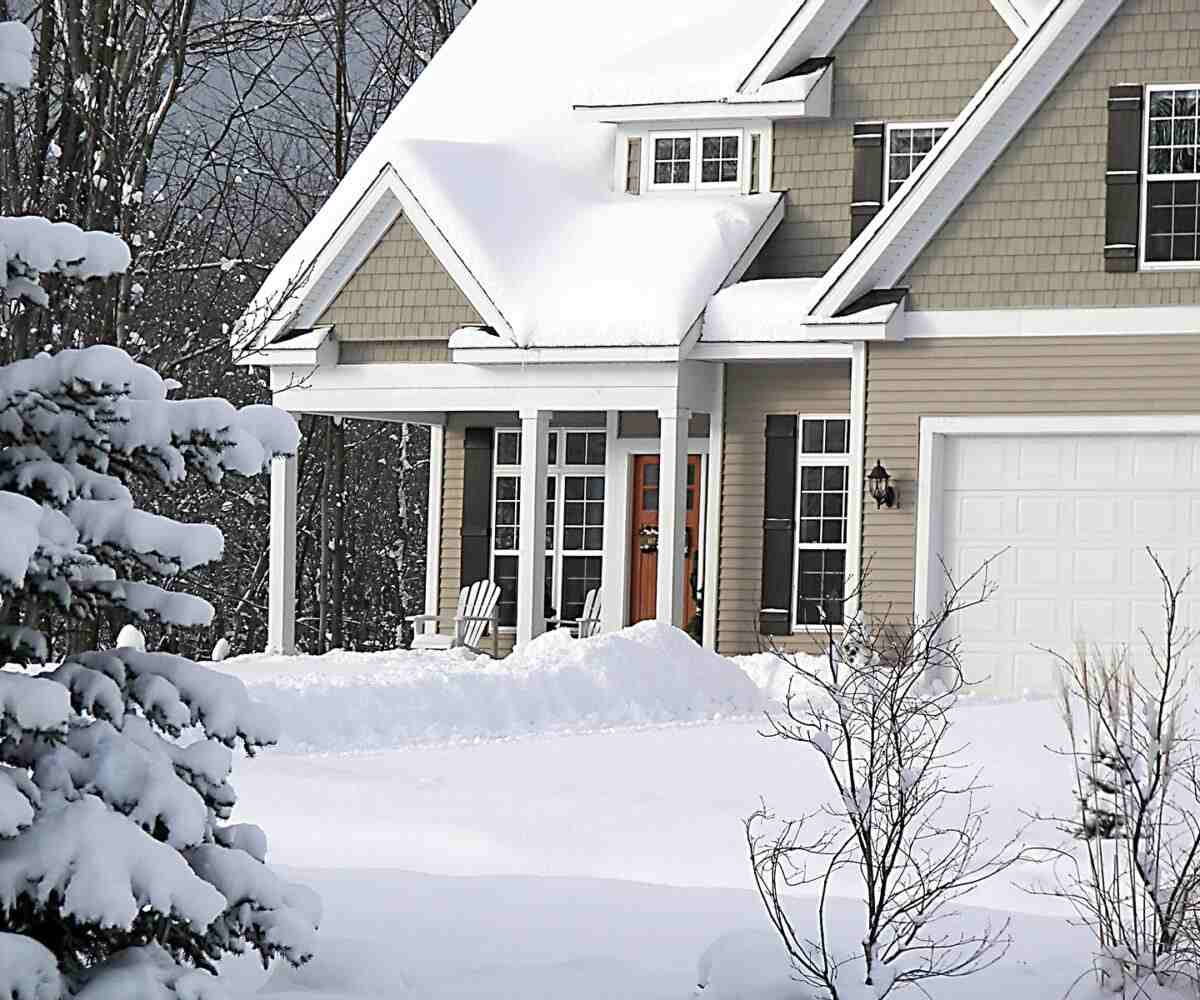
460 427 494 587
1105 84 1143 273
851 121 886 240
760 415 798 636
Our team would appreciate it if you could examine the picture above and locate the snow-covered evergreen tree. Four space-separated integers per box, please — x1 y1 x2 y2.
0 24 315 998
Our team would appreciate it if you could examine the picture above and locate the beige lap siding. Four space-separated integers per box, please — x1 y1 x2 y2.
716 361 853 655
340 341 451 363
861 335 1200 622
436 425 516 658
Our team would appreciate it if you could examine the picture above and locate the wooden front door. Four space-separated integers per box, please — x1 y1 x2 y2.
628 454 702 626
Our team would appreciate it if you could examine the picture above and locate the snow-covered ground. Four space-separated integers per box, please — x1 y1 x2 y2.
216 624 1101 999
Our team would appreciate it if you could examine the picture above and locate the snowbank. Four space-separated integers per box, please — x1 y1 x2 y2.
221 622 765 752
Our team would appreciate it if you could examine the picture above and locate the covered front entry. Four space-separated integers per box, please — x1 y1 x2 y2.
629 454 703 626
920 418 1200 697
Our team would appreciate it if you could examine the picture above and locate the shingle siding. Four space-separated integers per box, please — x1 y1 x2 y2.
318 213 481 344
905 0 1200 309
754 0 1012 279
716 361 853 655
861 335 1200 622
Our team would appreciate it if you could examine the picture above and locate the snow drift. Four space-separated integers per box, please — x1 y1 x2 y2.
220 622 765 752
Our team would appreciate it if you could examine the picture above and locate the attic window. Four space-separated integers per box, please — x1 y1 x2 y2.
653 136 692 186
1144 86 1200 266
884 123 950 200
648 130 743 190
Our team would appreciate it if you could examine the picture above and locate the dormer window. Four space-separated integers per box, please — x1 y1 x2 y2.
653 135 694 186
621 122 770 196
701 135 740 184
647 130 744 190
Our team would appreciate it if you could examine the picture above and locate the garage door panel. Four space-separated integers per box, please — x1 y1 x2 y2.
937 432 1200 697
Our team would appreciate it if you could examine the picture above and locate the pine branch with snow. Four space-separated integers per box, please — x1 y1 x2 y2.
0 21 315 997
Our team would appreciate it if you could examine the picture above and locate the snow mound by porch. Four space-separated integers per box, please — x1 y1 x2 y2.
219 622 766 752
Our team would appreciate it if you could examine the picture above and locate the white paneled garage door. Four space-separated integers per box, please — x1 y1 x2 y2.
936 432 1200 697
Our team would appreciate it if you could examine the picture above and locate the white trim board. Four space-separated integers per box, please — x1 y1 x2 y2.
990 0 1031 36
913 413 1200 626
904 305 1200 338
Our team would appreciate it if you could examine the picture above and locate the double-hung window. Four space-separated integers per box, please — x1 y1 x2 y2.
492 429 606 628
793 416 851 628
1144 86 1200 266
884 122 950 200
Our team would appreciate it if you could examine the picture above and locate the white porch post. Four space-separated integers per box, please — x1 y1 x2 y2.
701 365 725 650
267 453 297 654
516 409 550 646
656 406 690 626
423 424 445 634
600 410 626 634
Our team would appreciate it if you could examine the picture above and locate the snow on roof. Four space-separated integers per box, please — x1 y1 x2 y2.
701 278 821 342
245 0 795 351
572 0 803 107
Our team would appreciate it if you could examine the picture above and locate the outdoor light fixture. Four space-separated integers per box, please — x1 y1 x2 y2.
867 460 896 509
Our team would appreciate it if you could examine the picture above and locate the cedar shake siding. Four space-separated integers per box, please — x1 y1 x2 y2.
716 361 853 655
861 335 1200 622
904 0 1200 310
318 212 481 352
753 0 1012 279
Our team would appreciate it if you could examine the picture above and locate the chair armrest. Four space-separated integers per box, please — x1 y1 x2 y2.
456 614 497 624
407 614 439 623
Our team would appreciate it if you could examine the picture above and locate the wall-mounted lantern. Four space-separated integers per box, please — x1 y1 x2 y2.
867 460 896 509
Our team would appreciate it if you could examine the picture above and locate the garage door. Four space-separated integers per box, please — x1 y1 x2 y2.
937 432 1200 697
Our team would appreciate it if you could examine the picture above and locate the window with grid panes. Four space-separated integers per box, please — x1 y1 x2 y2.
794 417 851 627
491 429 606 627
653 137 692 185
885 123 949 200
1145 87 1200 264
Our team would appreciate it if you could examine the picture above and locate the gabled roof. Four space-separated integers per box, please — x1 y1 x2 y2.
240 0 877 352
805 0 1124 320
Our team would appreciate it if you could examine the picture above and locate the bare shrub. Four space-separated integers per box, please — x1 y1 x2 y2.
747 560 1029 999
1039 549 1200 995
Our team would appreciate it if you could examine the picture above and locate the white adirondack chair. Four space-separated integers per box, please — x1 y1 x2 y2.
407 580 501 656
549 588 602 638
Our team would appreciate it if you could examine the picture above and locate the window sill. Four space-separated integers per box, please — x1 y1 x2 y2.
1140 259 1200 272
791 625 846 636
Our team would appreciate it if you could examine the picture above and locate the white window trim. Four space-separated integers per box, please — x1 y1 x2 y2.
1140 83 1200 273
696 129 745 190
883 121 952 203
647 131 700 191
791 413 853 634
622 121 771 196
492 427 608 631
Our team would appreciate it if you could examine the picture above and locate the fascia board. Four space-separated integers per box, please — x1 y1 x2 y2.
739 0 872 93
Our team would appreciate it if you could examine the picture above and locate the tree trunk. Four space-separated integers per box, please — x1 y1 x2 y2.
317 418 333 653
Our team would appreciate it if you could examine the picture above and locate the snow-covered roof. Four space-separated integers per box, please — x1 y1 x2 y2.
702 278 904 343
572 0 834 110
242 0 813 351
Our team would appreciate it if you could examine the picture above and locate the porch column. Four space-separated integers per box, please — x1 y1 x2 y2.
656 406 690 626
516 409 550 646
600 410 626 634
423 424 445 633
267 453 297 654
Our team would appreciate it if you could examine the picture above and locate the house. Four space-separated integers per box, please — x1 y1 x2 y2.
241 0 1200 696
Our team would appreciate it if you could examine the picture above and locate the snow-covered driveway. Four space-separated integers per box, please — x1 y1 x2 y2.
215 624 1094 998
